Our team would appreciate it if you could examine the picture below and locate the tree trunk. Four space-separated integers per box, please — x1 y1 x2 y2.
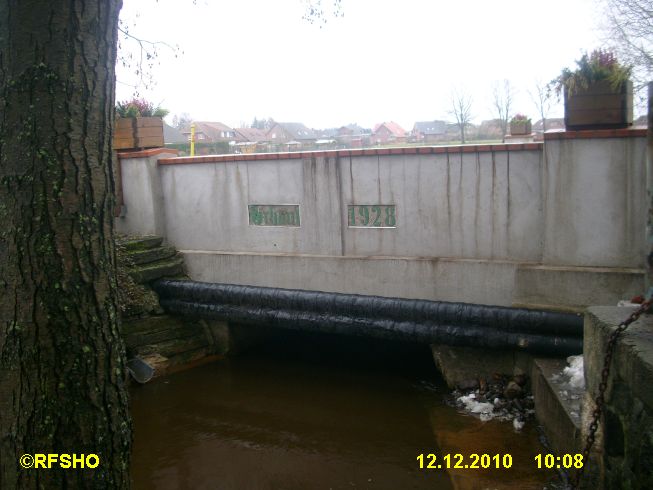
0 1 130 489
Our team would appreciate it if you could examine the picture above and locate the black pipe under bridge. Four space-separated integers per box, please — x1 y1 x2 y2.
152 279 584 356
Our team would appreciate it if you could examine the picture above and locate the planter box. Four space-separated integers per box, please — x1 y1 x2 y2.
510 121 532 135
564 80 633 130
114 117 164 150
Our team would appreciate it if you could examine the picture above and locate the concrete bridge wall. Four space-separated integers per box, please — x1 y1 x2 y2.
116 129 646 310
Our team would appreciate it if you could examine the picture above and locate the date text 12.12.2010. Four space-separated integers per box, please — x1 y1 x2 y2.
417 453 513 470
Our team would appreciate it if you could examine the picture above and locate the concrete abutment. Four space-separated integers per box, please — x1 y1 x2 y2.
115 130 650 488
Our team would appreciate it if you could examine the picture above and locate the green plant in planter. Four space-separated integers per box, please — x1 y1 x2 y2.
552 49 634 130
510 113 531 125
115 97 169 118
510 113 532 135
552 49 632 97
114 98 167 149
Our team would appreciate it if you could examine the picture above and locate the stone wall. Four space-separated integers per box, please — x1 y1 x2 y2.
584 307 653 489
115 130 646 309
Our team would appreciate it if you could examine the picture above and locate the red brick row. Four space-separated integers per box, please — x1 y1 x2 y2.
155 143 544 166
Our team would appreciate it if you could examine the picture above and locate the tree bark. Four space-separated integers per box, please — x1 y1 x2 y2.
0 1 130 488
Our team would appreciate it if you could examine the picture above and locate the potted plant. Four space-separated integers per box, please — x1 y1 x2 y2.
510 114 532 135
114 98 169 150
553 49 633 130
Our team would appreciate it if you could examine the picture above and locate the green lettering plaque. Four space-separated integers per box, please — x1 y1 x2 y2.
248 204 301 227
347 205 396 228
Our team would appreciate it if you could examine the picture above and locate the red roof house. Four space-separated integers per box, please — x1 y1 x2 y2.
372 121 407 144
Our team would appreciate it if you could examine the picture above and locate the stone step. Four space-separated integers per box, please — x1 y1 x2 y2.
120 235 163 251
531 357 585 454
122 315 205 348
129 256 185 284
122 315 186 335
137 348 220 379
127 245 177 266
136 335 208 359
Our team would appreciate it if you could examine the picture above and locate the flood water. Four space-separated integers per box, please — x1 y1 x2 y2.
131 329 558 489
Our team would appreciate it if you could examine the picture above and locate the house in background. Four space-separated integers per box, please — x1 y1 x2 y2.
532 118 565 141
476 119 504 140
411 120 446 143
313 128 340 149
266 122 317 150
163 122 187 144
532 118 565 132
233 127 270 153
314 128 340 139
337 124 371 148
180 121 236 143
315 138 338 149
372 121 406 145
310 124 371 149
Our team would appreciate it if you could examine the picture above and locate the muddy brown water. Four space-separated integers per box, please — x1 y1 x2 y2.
131 329 558 489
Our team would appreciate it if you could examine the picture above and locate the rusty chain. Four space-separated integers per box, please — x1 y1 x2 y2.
567 298 653 489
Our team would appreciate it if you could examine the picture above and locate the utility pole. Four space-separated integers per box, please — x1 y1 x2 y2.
190 122 196 156
647 82 653 297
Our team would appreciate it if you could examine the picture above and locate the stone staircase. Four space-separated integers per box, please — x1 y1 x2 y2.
116 235 219 380
120 235 185 284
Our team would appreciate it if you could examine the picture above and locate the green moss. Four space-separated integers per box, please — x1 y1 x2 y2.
115 239 161 317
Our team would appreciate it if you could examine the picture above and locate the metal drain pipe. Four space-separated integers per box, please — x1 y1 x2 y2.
153 280 583 356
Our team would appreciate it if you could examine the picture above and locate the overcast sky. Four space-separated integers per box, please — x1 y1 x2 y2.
116 0 603 130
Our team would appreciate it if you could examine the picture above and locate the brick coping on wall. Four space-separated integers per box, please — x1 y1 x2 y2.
115 127 646 165
117 147 180 159
156 142 543 165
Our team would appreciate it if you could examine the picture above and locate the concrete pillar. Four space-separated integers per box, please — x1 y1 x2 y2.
114 148 176 237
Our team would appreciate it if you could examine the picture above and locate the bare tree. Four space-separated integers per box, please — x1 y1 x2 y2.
251 117 275 130
450 89 473 144
600 0 653 97
173 112 193 129
117 17 179 94
302 0 344 26
491 80 514 142
528 78 553 133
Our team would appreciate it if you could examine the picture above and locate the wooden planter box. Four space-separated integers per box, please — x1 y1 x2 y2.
564 79 633 130
114 117 164 150
510 121 532 135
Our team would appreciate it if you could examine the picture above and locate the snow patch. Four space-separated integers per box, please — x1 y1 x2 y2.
617 300 639 307
457 393 494 415
562 355 585 390
513 418 525 431
551 355 585 392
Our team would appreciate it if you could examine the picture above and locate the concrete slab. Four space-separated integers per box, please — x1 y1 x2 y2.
514 265 644 311
531 357 584 454
431 345 528 389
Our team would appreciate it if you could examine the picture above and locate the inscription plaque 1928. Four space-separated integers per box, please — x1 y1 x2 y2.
348 205 396 227
248 204 301 227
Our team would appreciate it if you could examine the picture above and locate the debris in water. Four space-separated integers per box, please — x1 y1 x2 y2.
449 373 535 428
458 393 494 415
503 380 523 399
